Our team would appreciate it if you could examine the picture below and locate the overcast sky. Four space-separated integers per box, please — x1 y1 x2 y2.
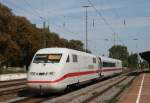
1 0 150 56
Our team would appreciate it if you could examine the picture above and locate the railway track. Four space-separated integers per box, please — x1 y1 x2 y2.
0 79 26 87
0 74 120 103
0 79 27 102
0 72 137 103
42 73 136 103
0 79 63 103
8 95 59 103
0 79 26 95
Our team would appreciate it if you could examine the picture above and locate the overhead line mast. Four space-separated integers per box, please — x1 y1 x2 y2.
82 5 90 52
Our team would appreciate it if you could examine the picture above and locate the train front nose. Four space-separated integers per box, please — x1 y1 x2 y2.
27 82 51 92
27 81 64 93
27 71 65 92
27 72 54 92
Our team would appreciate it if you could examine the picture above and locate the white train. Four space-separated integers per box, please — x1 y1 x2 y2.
27 48 122 92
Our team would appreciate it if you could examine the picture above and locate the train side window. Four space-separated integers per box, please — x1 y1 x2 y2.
103 62 116 67
66 55 70 63
72 55 78 62
93 58 96 63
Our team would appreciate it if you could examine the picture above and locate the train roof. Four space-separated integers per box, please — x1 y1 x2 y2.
99 56 121 63
36 48 70 54
35 48 122 63
35 48 96 57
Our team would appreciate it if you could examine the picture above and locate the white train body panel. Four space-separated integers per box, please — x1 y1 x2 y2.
27 48 122 92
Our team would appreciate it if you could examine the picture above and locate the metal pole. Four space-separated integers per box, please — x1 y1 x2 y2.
113 32 116 46
86 7 88 52
83 6 90 52
43 21 46 48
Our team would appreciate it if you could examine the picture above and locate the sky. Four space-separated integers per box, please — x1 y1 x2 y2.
1 0 150 56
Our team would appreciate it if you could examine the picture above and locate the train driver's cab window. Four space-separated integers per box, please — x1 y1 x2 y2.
72 55 78 62
33 54 47 63
33 54 62 63
66 55 70 63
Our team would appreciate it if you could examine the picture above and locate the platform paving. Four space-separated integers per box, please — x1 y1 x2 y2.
118 73 150 103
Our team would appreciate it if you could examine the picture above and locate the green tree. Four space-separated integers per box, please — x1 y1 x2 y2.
128 53 138 68
0 2 85 69
68 40 84 51
109 45 129 67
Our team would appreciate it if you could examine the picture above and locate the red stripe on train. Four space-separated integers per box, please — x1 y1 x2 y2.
27 68 122 83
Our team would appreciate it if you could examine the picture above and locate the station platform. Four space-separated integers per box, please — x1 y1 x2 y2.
0 73 26 81
118 72 150 103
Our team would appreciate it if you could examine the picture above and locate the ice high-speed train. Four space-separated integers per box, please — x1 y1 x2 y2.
27 48 122 92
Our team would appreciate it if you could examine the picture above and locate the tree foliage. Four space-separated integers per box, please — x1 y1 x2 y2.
0 3 85 68
109 45 129 67
128 53 138 68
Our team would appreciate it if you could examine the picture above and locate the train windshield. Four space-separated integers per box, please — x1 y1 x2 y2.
33 54 62 63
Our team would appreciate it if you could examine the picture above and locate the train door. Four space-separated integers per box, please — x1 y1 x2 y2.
98 57 102 76
71 54 79 84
